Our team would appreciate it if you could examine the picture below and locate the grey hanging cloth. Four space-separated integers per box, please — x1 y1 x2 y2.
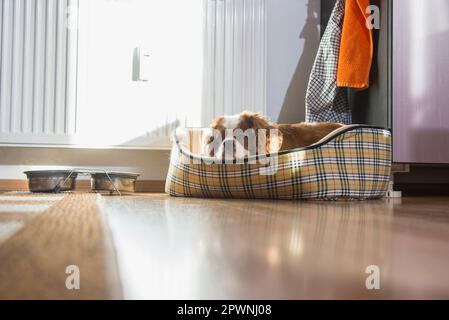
305 0 351 124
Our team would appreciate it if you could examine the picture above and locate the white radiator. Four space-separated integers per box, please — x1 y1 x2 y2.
202 0 267 125
0 0 79 143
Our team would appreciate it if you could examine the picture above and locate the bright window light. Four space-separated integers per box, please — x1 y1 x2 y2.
75 0 204 146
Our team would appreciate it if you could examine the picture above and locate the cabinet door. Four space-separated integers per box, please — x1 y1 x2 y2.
393 0 449 163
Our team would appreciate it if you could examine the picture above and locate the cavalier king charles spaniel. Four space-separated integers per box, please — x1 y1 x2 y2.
203 111 344 159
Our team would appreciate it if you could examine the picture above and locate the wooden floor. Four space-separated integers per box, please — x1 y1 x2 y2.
1 193 449 299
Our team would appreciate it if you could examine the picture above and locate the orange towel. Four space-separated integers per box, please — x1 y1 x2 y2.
337 0 373 89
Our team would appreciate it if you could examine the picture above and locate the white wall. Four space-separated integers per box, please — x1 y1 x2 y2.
0 148 170 181
266 0 320 123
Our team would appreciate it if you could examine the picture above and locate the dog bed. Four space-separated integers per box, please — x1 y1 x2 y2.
165 125 392 200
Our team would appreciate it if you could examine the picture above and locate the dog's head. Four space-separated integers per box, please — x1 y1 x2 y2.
203 111 282 158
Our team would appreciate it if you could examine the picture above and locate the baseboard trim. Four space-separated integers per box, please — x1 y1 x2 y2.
0 179 166 193
0 180 29 192
391 163 411 174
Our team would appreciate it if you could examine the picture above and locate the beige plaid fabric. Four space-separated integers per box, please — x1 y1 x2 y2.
165 126 392 200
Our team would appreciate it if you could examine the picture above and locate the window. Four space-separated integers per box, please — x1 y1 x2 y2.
0 0 267 148
75 0 204 147
0 0 204 148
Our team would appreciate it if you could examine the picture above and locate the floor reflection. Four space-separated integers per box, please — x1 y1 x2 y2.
0 221 25 243
101 195 449 299
0 194 64 245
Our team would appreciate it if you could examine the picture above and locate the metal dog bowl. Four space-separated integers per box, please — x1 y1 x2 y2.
24 170 78 193
90 172 139 193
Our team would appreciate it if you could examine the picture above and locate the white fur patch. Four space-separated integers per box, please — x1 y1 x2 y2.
222 115 241 129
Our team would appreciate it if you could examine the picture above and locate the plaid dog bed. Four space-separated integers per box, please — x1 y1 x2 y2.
165 126 392 200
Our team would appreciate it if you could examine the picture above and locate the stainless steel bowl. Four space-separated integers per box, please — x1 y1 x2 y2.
24 170 78 193
90 172 139 193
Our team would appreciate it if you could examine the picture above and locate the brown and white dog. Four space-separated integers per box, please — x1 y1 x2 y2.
204 111 344 158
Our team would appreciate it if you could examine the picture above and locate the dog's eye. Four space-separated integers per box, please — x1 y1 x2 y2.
207 136 214 144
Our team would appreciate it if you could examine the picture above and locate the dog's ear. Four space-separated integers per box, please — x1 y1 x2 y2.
239 112 272 130
210 116 224 129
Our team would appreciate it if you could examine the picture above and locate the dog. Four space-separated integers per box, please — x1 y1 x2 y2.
204 111 344 158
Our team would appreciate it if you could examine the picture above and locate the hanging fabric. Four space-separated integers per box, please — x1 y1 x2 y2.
305 0 351 124
337 0 373 89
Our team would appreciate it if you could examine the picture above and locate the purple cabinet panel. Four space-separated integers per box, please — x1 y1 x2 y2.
393 0 449 163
